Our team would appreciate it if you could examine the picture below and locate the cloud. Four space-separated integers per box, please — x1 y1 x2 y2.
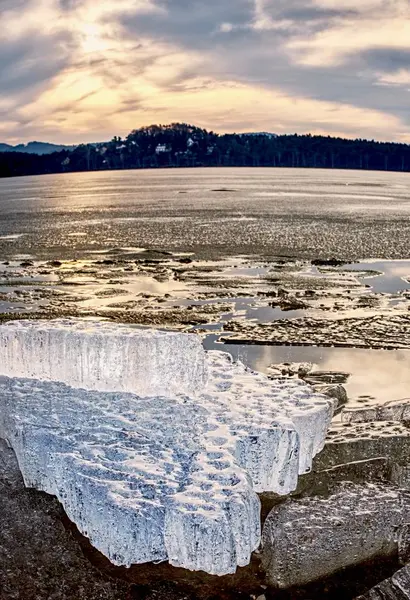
286 1 410 67
0 33 71 96
1 0 410 143
363 48 410 73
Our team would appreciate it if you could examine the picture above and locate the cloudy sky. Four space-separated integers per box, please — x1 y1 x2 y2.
1 0 410 144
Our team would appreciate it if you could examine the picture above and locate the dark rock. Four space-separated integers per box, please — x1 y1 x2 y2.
314 421 410 471
389 463 410 490
262 482 410 589
303 458 390 496
356 563 410 599
47 260 62 267
312 258 347 267
270 296 308 311
305 371 350 385
260 458 390 521
313 383 348 410
342 398 410 424
398 524 410 565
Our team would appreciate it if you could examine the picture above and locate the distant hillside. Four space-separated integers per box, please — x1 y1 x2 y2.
0 141 75 155
1 122 410 177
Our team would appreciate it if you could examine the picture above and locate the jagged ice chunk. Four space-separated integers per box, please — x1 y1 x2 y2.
0 320 333 575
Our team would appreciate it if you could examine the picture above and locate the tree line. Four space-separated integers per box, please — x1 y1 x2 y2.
1 122 410 178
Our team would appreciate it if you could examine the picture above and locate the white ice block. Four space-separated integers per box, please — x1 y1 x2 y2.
0 319 208 397
0 375 263 574
0 321 333 576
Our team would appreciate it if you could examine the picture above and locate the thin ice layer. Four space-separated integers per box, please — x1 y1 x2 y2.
0 319 208 397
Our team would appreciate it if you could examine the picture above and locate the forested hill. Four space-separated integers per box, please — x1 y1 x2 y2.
1 123 410 178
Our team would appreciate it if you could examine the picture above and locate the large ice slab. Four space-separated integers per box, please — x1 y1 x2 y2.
0 372 262 574
0 319 208 397
0 320 333 575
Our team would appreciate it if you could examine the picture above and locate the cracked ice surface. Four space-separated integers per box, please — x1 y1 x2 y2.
0 319 208 397
0 321 333 575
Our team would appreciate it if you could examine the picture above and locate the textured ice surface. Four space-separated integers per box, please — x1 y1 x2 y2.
314 421 410 471
342 398 410 424
205 352 333 483
0 320 333 575
0 319 208 397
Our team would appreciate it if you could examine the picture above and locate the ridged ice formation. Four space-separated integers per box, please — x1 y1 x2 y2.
0 319 208 397
0 320 333 575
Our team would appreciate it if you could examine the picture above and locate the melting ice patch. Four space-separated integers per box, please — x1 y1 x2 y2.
0 320 333 575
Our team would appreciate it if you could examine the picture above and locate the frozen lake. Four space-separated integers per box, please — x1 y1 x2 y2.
1 167 410 260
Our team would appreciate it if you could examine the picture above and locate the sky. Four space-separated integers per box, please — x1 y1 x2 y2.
1 0 410 144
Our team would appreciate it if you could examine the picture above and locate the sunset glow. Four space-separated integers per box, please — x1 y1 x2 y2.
2 0 410 144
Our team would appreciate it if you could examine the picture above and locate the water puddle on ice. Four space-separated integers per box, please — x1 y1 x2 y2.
340 259 410 294
203 336 410 405
199 259 410 406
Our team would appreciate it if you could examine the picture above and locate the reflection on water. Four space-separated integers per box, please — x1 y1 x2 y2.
204 336 410 404
343 259 410 294
186 297 306 323
198 258 410 405
75 278 190 309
